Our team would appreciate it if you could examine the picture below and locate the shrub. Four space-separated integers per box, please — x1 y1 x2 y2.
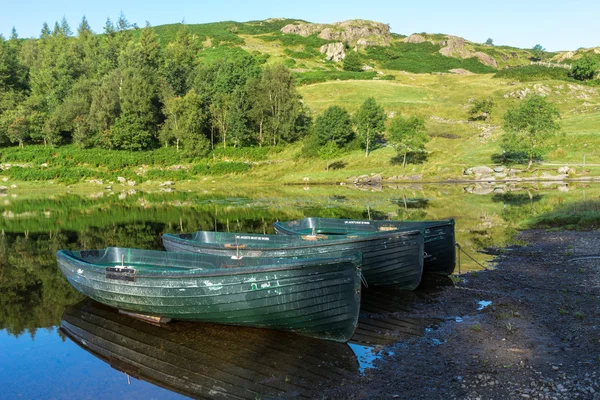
190 161 251 175
494 65 570 82
366 42 496 73
570 54 600 81
343 50 362 72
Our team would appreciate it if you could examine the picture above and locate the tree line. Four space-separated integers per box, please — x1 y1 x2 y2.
0 15 311 154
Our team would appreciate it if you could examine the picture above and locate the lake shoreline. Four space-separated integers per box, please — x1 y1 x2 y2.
326 229 600 399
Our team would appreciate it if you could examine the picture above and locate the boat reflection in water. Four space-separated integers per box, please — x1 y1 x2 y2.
60 300 359 399
352 275 452 346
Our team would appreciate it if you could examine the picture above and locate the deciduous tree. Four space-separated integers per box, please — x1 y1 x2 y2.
388 115 429 168
501 95 561 169
354 97 386 157
314 105 354 147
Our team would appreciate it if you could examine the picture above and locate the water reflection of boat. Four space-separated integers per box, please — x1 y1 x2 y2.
60 300 359 400
352 285 446 346
56 247 361 342
274 218 456 276
162 230 424 289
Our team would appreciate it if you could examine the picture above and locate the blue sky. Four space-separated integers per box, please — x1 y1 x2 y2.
1 0 597 51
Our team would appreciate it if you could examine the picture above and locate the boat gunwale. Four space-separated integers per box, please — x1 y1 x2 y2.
274 218 455 234
56 248 362 279
161 229 423 251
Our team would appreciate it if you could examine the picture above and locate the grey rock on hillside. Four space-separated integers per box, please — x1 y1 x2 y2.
403 34 426 43
281 19 391 46
439 35 498 67
320 42 346 61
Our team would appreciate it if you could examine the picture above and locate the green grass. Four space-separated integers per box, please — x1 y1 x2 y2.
529 201 600 230
294 71 377 85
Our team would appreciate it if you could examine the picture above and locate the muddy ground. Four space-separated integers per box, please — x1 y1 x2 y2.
328 230 600 399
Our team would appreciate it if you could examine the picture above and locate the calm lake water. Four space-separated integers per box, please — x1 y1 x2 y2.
1 182 597 399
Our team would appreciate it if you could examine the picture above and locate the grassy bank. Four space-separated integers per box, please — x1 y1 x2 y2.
529 200 600 230
1 73 599 186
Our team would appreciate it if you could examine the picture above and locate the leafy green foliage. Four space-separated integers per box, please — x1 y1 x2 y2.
501 96 561 168
343 50 362 72
318 141 342 171
314 106 354 147
354 97 386 156
190 161 251 175
531 44 546 61
388 115 429 166
366 42 496 73
261 33 330 49
494 65 570 82
284 47 320 59
569 54 600 81
469 97 495 121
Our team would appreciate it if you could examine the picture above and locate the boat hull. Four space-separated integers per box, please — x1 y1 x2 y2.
56 247 361 342
274 218 456 276
163 230 424 289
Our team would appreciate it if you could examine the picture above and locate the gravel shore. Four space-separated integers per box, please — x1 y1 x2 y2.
327 230 600 399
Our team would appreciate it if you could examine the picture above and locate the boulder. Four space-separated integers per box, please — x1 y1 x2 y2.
319 42 345 62
473 52 498 68
449 68 474 75
493 166 506 173
160 181 175 187
370 174 382 184
403 34 426 44
439 36 470 58
470 166 494 176
117 176 126 183
356 175 370 183
508 168 523 176
127 180 137 186
557 166 570 174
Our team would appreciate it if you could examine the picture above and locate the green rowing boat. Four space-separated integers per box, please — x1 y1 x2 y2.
56 247 361 342
274 218 456 276
162 230 424 289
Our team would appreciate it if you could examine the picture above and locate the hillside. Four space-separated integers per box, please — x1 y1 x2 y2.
145 18 542 76
0 16 599 187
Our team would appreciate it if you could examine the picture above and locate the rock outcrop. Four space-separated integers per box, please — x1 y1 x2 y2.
319 42 345 61
403 34 426 44
438 35 498 67
280 23 326 37
281 19 390 47
473 52 498 68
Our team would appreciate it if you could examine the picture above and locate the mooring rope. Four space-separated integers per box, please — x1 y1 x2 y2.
456 243 489 273
570 255 600 262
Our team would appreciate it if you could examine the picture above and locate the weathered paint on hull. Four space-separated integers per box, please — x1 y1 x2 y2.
56 248 361 342
274 218 456 276
163 230 424 289
60 300 358 399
